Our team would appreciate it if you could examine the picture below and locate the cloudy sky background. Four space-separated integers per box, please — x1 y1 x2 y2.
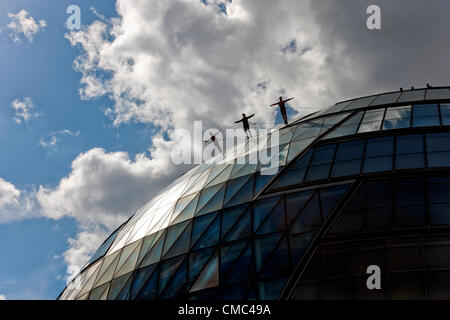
0 0 450 299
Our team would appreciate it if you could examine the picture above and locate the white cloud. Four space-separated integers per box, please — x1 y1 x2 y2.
7 9 46 43
11 97 39 124
37 144 191 273
39 130 80 149
0 294 6 300
0 178 36 223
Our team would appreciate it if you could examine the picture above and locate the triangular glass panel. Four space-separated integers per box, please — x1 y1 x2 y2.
160 258 187 299
289 232 315 267
76 292 89 300
204 164 229 186
229 163 246 179
254 232 283 273
163 221 190 257
139 231 166 268
163 222 192 260
171 193 200 225
253 197 281 232
289 192 322 234
222 205 251 242
116 274 133 300
232 164 258 179
285 190 315 225
287 138 314 163
220 240 248 281
136 233 157 267
192 214 220 250
278 127 295 145
319 184 350 220
221 282 251 300
78 260 102 296
197 184 226 216
195 183 225 215
189 247 215 288
114 240 141 278
225 176 254 208
253 174 273 197
259 235 290 277
88 282 109 300
190 253 219 292
130 264 156 299
136 265 159 300
93 250 121 288
115 240 143 278
223 242 253 284
255 197 285 235
223 175 252 206
108 272 132 300
205 164 233 187
257 278 287 299
170 192 199 224
158 255 185 295
191 211 218 248
99 284 110 300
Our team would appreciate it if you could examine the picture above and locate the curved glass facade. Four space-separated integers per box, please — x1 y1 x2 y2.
59 87 450 300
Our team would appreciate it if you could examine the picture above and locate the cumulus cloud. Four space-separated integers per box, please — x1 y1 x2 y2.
11 97 39 124
0 294 6 300
55 0 450 279
7 10 46 43
0 178 36 223
37 143 191 272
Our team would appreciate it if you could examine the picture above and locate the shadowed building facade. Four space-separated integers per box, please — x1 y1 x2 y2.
59 87 450 300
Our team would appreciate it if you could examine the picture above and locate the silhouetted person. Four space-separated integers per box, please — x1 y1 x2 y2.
270 96 294 125
411 86 415 90
427 83 432 89
204 131 222 153
400 87 403 92
235 113 255 138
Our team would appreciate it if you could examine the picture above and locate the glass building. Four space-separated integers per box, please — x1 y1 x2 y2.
59 87 450 300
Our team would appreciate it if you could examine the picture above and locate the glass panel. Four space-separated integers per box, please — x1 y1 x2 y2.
369 92 401 106
190 253 219 292
160 259 187 298
382 106 411 130
441 104 450 125
253 197 280 232
412 104 439 127
224 207 251 242
93 250 121 288
108 273 132 300
357 109 385 133
397 89 425 102
130 265 156 299
253 174 273 196
223 242 253 284
223 175 251 205
320 184 349 219
195 183 224 215
158 256 185 295
85 225 123 267
163 221 189 257
324 111 364 139
254 233 283 272
139 232 165 267
225 176 254 208
191 212 218 248
192 214 220 250
220 240 247 280
164 222 192 259
425 88 450 100
289 192 322 234
426 133 450 167
395 134 425 170
285 190 315 225
343 96 378 110
197 184 226 216
171 193 200 224
136 265 159 300
260 236 290 277
189 247 215 287
115 241 142 278
255 197 285 235
289 232 314 266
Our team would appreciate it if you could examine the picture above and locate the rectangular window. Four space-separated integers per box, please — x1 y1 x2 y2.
412 104 439 127
357 109 385 133
363 137 393 173
395 134 425 170
440 104 450 126
426 133 450 167
324 111 364 139
305 145 336 181
331 140 364 177
382 106 411 130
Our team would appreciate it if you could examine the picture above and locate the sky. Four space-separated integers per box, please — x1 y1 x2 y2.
0 0 450 299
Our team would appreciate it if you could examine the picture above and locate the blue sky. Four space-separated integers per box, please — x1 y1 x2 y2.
0 1 152 299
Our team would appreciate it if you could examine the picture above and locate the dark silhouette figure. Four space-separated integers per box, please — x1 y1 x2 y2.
270 96 294 125
427 83 432 89
400 87 403 92
235 113 255 138
204 131 222 153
